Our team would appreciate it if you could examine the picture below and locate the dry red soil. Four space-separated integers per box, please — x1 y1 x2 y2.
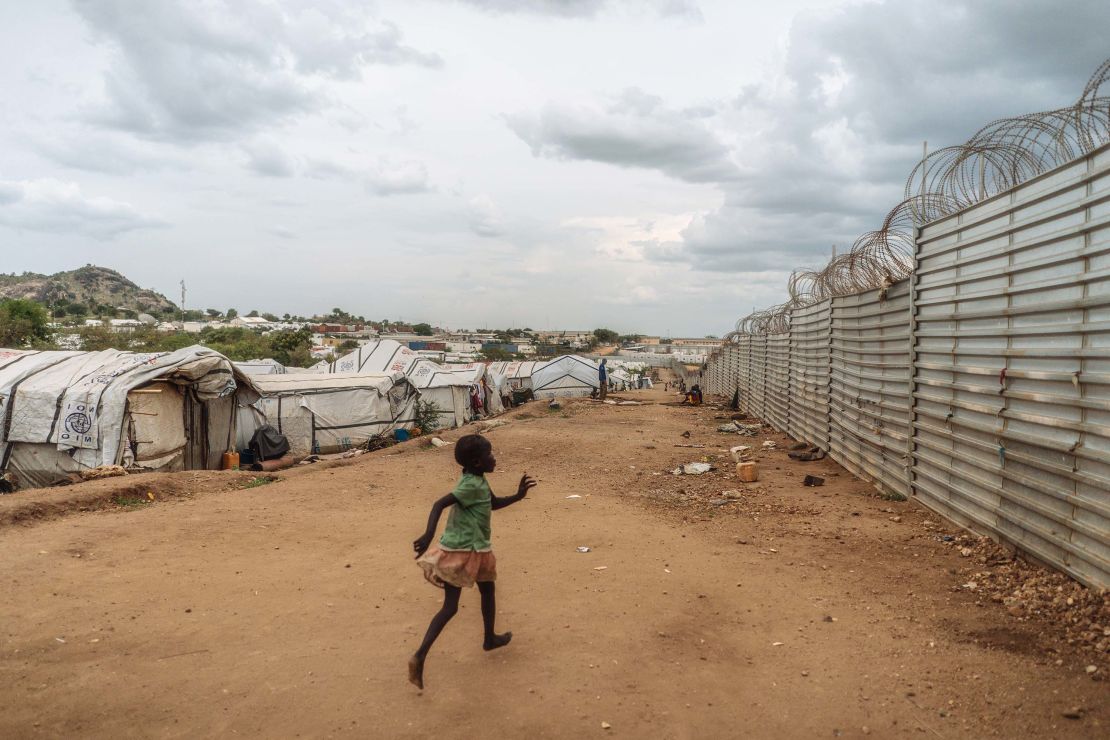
1 382 1106 738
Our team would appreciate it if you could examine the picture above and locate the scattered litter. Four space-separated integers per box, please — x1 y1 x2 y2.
617 401 641 406
735 424 762 436
803 475 824 487
576 546 591 553
788 447 826 462
603 400 617 405
547 401 561 410
429 437 450 448
340 448 367 458
672 462 713 475
772 642 784 647
55 637 66 644
566 494 583 499
721 490 744 499
593 566 608 571
480 419 508 430
673 443 706 448
730 445 752 462
717 422 740 433
601 722 612 730
889 515 902 523
761 440 777 450
790 442 809 451
79 465 128 481
681 431 691 438
1085 665 1098 675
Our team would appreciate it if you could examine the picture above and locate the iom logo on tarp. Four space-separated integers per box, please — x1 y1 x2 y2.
59 402 97 448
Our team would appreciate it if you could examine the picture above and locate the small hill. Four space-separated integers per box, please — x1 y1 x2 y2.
0 266 177 315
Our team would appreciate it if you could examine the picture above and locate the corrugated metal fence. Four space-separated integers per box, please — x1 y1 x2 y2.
701 143 1110 588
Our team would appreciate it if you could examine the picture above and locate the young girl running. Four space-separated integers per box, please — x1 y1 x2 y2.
409 433 536 689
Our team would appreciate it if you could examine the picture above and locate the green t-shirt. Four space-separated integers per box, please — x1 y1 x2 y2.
439 473 492 551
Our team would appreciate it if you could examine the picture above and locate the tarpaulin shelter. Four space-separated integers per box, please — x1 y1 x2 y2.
239 371 416 456
0 346 253 490
530 355 600 399
488 360 542 392
314 340 420 375
406 361 503 429
234 359 287 375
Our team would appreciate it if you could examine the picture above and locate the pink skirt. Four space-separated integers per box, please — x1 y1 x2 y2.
417 544 497 588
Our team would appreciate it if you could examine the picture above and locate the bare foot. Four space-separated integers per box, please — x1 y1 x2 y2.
408 654 424 689
483 631 512 651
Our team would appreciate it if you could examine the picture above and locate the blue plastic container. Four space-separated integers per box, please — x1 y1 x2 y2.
394 428 410 442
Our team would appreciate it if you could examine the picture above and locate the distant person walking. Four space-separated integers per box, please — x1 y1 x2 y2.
598 358 608 400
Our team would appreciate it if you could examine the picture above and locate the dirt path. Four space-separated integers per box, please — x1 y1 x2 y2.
0 386 1106 738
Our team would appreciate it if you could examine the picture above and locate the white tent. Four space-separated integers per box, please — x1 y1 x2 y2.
406 361 503 429
0 346 251 490
489 360 543 392
530 355 600 399
314 340 421 375
240 371 416 457
312 341 502 428
234 359 287 375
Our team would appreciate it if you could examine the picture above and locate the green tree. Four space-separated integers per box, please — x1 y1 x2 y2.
593 328 619 344
206 308 222 318
262 312 279 322
226 308 238 319
336 339 360 352
0 299 53 348
247 309 260 318
77 324 120 351
266 327 314 366
412 322 434 336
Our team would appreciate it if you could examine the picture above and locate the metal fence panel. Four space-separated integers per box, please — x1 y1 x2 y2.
748 335 767 420
911 143 1110 589
789 300 832 448
829 280 913 498
765 333 791 433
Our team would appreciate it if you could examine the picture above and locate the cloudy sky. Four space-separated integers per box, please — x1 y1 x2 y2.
0 1 1106 335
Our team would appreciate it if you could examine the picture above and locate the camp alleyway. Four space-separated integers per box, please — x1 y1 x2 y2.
0 383 1107 738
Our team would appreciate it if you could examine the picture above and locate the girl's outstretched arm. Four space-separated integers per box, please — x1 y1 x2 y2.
491 474 537 510
413 493 457 558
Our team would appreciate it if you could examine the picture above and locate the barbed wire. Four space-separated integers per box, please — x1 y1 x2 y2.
735 57 1110 335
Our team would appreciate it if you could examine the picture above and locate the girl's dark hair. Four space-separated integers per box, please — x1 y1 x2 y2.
454 434 491 469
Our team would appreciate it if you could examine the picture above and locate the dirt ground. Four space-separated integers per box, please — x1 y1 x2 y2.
1 379 1107 739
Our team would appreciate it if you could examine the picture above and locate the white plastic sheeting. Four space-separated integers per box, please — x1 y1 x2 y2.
242 371 416 456
316 340 421 375
531 355 600 399
0 346 244 489
234 359 287 375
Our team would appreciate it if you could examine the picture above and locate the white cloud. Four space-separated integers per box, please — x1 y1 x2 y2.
467 194 504 237
73 0 441 142
364 158 432 196
0 178 163 239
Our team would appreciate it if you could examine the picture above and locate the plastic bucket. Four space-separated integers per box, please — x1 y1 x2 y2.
394 428 410 442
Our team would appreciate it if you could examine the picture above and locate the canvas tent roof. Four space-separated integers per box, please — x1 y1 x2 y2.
240 371 416 456
530 355 600 399
0 346 248 489
315 340 420 375
234 359 287 375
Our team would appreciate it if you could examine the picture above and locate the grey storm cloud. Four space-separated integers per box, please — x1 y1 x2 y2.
509 0 1110 275
507 88 739 184
72 0 442 142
